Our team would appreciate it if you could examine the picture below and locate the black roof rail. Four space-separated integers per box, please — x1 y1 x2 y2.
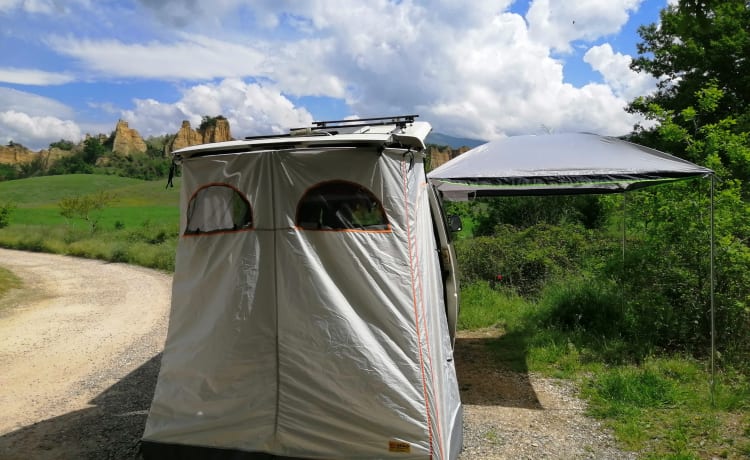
296 114 418 131
245 114 419 140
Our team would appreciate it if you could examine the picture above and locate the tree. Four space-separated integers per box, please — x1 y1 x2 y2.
58 191 116 232
629 0 750 136
622 1 750 363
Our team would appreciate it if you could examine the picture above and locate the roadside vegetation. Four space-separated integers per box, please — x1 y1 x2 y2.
0 1 747 458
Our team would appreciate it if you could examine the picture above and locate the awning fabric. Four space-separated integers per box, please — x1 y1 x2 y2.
427 132 713 199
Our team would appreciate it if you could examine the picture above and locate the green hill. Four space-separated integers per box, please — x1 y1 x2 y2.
0 174 180 227
0 174 178 206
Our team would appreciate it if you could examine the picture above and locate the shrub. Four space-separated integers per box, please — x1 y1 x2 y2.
0 202 15 228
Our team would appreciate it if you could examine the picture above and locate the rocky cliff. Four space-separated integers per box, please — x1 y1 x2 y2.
112 120 147 156
0 144 36 165
168 117 233 153
427 145 470 170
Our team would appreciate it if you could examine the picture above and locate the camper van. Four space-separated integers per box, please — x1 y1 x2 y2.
141 115 463 459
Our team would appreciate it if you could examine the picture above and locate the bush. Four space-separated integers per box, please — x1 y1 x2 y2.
0 202 15 228
454 222 603 296
539 277 626 337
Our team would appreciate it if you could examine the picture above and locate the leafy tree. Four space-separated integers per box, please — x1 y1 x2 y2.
49 139 75 150
0 164 18 181
629 0 750 135
624 15 750 363
58 191 116 232
81 136 106 164
199 115 226 131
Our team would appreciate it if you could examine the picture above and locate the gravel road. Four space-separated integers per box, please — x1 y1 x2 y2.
0 248 635 459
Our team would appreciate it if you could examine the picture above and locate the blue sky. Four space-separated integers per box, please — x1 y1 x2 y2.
0 0 673 151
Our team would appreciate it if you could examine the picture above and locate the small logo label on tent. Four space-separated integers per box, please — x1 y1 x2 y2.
388 440 411 453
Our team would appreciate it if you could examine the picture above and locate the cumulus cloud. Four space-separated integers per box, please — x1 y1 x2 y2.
0 110 82 149
7 0 661 147
526 0 643 52
584 43 658 100
121 79 314 138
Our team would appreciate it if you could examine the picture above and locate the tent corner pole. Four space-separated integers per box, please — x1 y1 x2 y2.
710 175 716 406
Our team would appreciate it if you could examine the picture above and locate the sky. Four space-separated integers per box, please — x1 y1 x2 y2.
0 0 676 151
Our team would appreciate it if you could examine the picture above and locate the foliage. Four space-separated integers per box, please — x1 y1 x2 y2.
58 191 117 232
454 222 609 296
199 115 226 131
0 202 15 228
0 164 18 181
470 195 607 234
49 139 75 150
17 155 48 178
103 154 172 180
630 0 750 134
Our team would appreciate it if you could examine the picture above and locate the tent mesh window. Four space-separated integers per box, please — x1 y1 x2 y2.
296 180 389 231
185 184 253 235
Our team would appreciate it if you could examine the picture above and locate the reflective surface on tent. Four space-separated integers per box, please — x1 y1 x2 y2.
427 132 713 198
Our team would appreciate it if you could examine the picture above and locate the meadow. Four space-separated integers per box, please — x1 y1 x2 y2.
0 174 180 271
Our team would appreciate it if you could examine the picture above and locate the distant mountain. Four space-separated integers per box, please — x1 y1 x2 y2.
426 132 485 149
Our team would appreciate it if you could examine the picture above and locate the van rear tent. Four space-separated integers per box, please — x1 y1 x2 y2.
141 118 462 460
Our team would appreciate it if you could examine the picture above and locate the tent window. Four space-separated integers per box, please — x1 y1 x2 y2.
185 184 253 235
296 181 389 231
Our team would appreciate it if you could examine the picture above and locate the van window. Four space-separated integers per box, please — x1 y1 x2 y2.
185 184 253 235
296 181 389 231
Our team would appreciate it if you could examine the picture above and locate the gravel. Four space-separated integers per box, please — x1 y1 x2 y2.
0 249 636 459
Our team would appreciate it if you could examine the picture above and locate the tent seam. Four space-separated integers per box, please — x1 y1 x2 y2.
402 160 434 458
414 180 446 460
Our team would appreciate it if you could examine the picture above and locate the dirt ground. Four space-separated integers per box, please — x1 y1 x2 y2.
0 248 634 459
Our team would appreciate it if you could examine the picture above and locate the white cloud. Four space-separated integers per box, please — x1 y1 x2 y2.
0 87 82 149
6 0 660 148
0 110 82 149
0 0 70 14
0 67 74 85
0 87 74 118
121 79 314 138
526 0 643 52
584 43 658 100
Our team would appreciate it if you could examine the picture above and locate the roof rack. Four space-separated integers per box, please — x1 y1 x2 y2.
245 114 419 140
308 114 418 130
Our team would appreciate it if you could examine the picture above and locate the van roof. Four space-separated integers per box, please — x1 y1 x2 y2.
174 115 432 159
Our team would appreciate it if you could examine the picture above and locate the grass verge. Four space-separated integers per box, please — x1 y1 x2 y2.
0 266 22 300
458 280 750 459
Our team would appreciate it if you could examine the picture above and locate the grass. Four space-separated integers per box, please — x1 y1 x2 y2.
458 280 750 459
0 266 21 300
0 175 180 271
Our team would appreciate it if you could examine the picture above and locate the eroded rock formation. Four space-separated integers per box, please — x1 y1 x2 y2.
112 120 147 156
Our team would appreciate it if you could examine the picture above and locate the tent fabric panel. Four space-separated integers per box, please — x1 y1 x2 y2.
270 149 432 458
144 153 280 452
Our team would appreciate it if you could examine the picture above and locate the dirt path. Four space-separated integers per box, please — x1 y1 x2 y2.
0 248 172 459
0 249 634 459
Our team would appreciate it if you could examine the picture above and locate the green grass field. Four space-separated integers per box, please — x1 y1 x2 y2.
0 174 181 271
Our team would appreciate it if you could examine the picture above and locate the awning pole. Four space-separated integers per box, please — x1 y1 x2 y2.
710 175 716 405
622 193 627 264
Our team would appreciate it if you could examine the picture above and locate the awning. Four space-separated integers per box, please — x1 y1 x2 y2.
427 132 713 199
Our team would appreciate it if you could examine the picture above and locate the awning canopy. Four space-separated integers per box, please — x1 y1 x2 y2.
427 132 713 199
